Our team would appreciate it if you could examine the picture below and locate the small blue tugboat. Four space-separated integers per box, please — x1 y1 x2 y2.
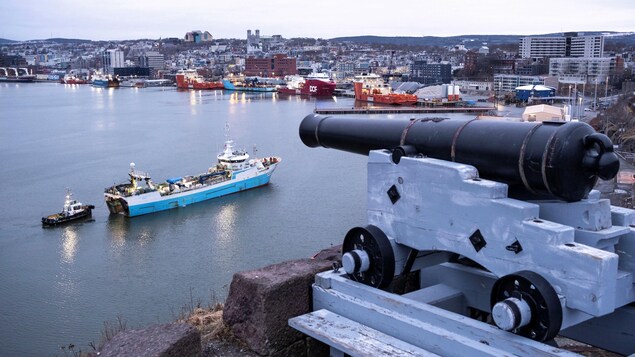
42 190 95 226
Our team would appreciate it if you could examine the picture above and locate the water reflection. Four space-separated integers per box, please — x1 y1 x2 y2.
107 214 131 250
229 92 248 104
189 90 199 106
215 203 236 243
60 226 79 264
106 213 165 249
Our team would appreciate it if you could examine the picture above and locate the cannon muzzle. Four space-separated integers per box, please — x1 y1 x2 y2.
299 114 619 202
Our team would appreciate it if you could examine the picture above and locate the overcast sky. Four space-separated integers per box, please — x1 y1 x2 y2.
1 0 633 41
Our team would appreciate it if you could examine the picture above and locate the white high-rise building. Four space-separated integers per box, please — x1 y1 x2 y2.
519 32 604 59
102 49 124 74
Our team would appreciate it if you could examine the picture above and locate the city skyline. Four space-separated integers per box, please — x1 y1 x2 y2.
1 0 634 42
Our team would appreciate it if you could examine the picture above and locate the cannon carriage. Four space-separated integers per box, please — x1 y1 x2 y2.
291 114 635 356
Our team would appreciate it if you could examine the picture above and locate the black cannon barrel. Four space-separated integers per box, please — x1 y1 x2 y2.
299 114 620 202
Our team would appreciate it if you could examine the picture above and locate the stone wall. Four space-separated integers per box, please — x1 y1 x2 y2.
223 246 340 356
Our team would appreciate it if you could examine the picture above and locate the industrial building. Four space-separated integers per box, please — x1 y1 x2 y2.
515 84 556 102
102 49 124 74
494 74 545 94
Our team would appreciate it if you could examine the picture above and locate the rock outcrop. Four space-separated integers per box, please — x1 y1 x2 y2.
222 246 340 356
99 323 201 357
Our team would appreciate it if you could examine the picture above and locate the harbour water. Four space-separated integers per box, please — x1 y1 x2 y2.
0 83 483 356
0 83 371 356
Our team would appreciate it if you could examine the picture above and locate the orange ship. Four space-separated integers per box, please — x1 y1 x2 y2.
353 73 418 105
176 69 224 90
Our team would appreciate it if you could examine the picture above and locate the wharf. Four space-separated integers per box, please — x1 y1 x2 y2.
314 106 493 115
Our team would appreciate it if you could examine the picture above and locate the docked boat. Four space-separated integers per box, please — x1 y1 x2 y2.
278 73 336 97
176 69 223 90
222 78 277 92
60 74 88 85
0 67 36 83
353 73 418 105
92 74 120 88
119 78 146 88
104 130 281 217
42 190 95 226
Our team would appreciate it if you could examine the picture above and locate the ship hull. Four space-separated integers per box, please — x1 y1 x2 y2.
42 206 94 226
357 94 418 105
278 79 336 97
0 76 36 83
353 81 417 105
92 79 119 88
222 79 277 92
105 165 277 217
175 74 223 90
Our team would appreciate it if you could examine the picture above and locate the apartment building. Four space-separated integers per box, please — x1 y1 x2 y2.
519 32 604 59
410 60 452 85
549 57 614 83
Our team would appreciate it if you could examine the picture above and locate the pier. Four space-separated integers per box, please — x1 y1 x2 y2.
314 106 493 115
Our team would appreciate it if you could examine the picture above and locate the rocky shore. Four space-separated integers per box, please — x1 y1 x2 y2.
96 246 340 357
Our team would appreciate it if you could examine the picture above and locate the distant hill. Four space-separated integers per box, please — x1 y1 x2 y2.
330 32 635 48
35 38 93 44
0 37 93 44
330 35 522 48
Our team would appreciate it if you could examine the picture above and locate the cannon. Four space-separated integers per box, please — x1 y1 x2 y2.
292 114 635 355
299 113 620 202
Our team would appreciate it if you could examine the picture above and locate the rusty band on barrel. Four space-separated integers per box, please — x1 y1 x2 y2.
518 124 541 195
450 119 476 162
541 130 558 196
400 118 419 146
315 115 328 148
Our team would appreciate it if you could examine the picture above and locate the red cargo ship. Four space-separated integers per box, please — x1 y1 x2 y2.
176 69 223 90
278 73 336 97
353 73 417 105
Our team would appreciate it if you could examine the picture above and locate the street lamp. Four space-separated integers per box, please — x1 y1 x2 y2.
594 77 598 110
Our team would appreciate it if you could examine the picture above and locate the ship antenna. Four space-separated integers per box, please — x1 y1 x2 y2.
253 144 258 158
225 122 230 143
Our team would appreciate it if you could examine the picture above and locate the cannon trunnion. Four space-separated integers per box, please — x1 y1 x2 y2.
292 115 635 355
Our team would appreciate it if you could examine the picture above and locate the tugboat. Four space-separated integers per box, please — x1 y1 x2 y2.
42 190 95 226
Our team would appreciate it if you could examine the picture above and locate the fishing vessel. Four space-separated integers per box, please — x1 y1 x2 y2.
42 190 95 226
353 73 418 105
278 73 336 97
92 74 120 88
104 128 281 217
222 78 277 92
176 69 224 90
